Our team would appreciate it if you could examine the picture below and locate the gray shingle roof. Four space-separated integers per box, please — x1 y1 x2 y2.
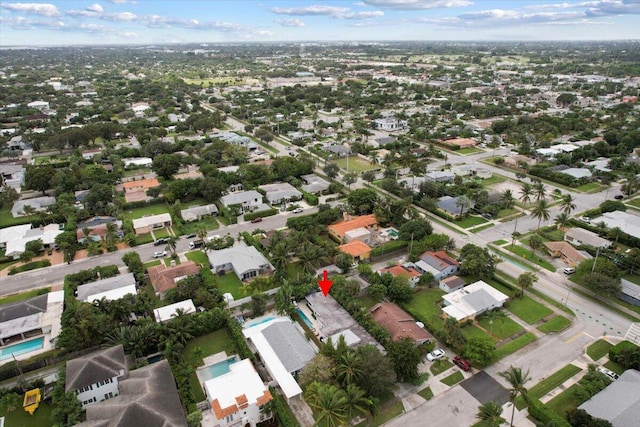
219 190 262 207
462 289 499 312
66 345 127 392
579 369 640 426
0 293 48 323
76 273 136 302
262 321 316 373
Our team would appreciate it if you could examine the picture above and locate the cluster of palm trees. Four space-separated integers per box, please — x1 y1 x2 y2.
517 180 578 231
476 366 531 427
268 229 337 277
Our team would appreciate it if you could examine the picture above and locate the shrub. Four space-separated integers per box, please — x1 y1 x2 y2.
243 208 278 221
271 387 301 427
609 340 640 369
8 259 51 275
371 240 409 257
528 398 571 427
302 190 319 206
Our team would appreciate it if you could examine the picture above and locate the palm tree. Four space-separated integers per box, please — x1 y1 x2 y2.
501 189 515 210
443 316 466 350
528 234 544 262
306 382 347 427
343 383 373 420
493 309 509 334
298 242 321 275
476 401 506 427
517 272 538 299
165 236 179 257
498 366 531 427
560 194 577 215
510 231 521 249
554 212 570 231
455 195 472 220
336 352 364 386
607 227 624 245
533 181 547 202
519 182 533 207
270 241 290 273
196 226 208 243
531 200 550 230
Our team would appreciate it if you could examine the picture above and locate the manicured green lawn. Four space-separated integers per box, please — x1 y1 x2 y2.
629 198 640 209
286 261 304 281
0 258 19 272
516 364 582 409
135 232 155 245
455 216 488 229
493 239 508 246
417 386 434 400
0 401 53 427
153 227 171 239
546 383 583 419
623 273 640 286
403 289 446 329
358 294 380 309
477 315 523 340
183 329 238 402
603 360 625 375
430 359 453 376
185 250 210 267
586 340 613 361
496 208 519 219
334 156 375 173
177 216 219 235
440 371 465 386
463 324 497 342
495 332 536 359
504 245 556 272
505 296 553 324
537 315 572 333
480 174 506 186
576 182 602 193
0 206 35 228
471 224 494 234
0 288 50 305
457 147 482 155
122 203 170 221
143 260 162 269
355 398 404 427
207 270 245 299
163 257 181 266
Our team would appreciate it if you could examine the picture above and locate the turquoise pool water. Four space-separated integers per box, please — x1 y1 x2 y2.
243 315 277 329
387 228 399 237
200 356 238 382
0 337 44 361
296 308 314 329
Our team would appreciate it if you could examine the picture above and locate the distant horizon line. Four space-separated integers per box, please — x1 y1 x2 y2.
1 38 639 49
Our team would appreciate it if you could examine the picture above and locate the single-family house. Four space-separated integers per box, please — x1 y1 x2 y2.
27 100 49 110
148 261 201 299
373 117 407 131
439 275 466 293
337 240 372 262
180 204 218 222
81 148 102 160
578 369 640 427
323 144 351 157
379 264 422 287
207 242 274 282
219 190 263 213
561 168 592 179
259 183 302 205
0 223 63 258
132 213 172 235
443 138 477 148
544 241 592 267
0 163 25 190
242 317 317 402
153 299 197 323
75 360 187 427
425 171 455 183
201 358 273 427
76 216 122 242
370 302 433 345
415 251 460 281
8 135 28 151
619 279 640 307
442 280 509 322
300 174 330 194
76 273 137 303
598 211 640 241
327 214 377 243
122 157 153 168
65 345 129 409
437 195 473 217
11 196 56 218
565 228 611 248
122 178 160 203
398 176 427 191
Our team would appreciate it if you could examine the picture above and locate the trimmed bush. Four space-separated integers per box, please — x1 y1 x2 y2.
244 208 278 221
302 190 319 206
528 398 571 427
8 259 51 275
371 240 409 257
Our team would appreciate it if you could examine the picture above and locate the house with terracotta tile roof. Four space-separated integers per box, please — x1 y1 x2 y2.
443 137 477 148
202 358 273 427
122 178 160 203
415 251 460 281
337 240 372 262
327 214 377 243
147 261 200 299
379 264 422 286
544 241 592 267
370 302 433 345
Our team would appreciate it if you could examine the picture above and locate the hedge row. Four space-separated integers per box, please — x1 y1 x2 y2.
271 387 301 427
528 398 571 427
371 240 409 257
244 208 278 221
8 259 51 275
122 197 167 210
302 190 319 206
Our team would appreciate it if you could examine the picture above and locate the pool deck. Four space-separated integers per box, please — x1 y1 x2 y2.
196 351 238 386
295 302 325 339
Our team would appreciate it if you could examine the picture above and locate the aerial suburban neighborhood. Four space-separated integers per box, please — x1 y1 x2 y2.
1 6 640 427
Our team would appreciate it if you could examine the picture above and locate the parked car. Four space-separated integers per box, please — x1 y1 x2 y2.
426 349 446 361
250 217 263 223
188 240 205 249
578 216 591 224
185 233 197 239
563 267 576 275
598 367 619 381
153 238 169 246
614 194 624 200
453 356 472 372
153 251 167 258
292 207 304 213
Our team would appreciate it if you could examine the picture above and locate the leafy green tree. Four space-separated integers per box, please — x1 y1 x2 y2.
475 401 506 427
582 273 622 297
499 366 531 427
354 345 396 398
398 219 433 242
25 164 55 194
367 283 387 301
577 258 621 279
459 244 500 278
464 336 497 367
443 317 466 350
274 282 295 316
343 172 358 189
347 188 378 214
574 364 612 402
299 354 337 386
0 392 21 412
323 162 340 179
455 195 473 219
554 212 571 230
251 292 268 317
152 153 182 179
527 234 544 261
566 409 613 427
187 410 203 427
386 337 421 383
335 252 354 273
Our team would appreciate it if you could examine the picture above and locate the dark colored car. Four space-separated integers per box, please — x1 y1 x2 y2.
153 238 169 246
614 194 624 200
250 217 263 223
453 356 472 372
186 233 197 239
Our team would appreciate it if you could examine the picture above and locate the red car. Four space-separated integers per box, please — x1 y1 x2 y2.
250 217 263 223
453 356 471 372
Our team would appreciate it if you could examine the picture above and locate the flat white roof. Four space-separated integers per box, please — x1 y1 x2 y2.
203 358 268 411
132 213 171 229
328 329 360 347
81 285 137 303
242 318 303 400
153 300 196 323
442 280 509 321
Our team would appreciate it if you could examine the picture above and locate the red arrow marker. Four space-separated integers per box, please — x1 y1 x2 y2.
318 270 333 297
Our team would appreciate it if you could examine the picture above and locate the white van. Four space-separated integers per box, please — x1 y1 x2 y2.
563 267 575 275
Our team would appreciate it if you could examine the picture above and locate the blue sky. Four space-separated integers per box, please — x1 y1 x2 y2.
1 0 639 46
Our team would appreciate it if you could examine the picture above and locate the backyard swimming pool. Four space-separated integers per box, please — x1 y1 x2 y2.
199 356 238 382
296 308 314 329
0 337 44 361
243 315 277 329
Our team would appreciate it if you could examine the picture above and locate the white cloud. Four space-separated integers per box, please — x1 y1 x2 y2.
276 18 306 27
270 4 383 19
102 11 138 21
1 3 59 17
86 4 104 13
361 0 472 9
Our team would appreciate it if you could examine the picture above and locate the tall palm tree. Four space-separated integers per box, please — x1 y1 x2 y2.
196 226 208 243
528 234 544 262
455 195 472 220
607 227 624 245
476 401 506 427
533 181 547 202
531 200 550 230
165 236 179 257
519 183 533 207
498 366 531 427
343 384 373 420
554 212 571 231
501 189 516 210
517 272 538 299
270 241 290 273
336 352 364 386
306 382 347 427
298 242 321 275
561 194 576 215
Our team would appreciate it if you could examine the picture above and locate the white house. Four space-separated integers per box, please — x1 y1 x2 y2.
207 242 274 282
76 273 137 303
11 196 56 218
442 280 509 321
132 213 172 235
153 300 196 323
373 117 407 131
258 183 302 205
219 190 263 213
65 345 129 409
564 228 611 248
0 223 63 259
202 358 273 427
27 101 50 110
122 157 153 168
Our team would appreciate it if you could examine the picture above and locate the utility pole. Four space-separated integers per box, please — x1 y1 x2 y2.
591 246 601 274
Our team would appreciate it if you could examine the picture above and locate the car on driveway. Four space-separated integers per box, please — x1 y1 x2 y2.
153 251 167 258
292 207 304 213
250 217 263 223
453 356 472 372
598 367 619 381
185 233 197 239
563 267 575 275
426 349 446 361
